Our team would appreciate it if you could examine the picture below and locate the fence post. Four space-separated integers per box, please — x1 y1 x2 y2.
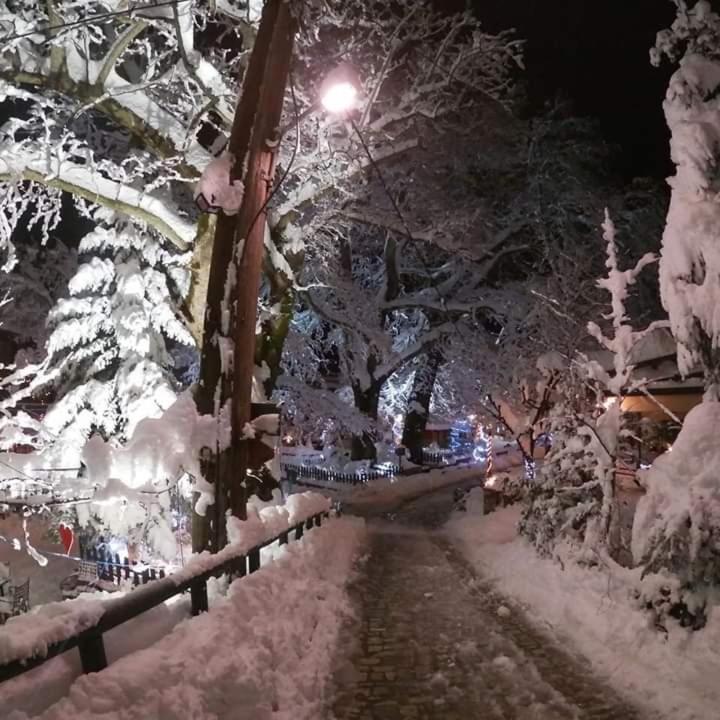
248 547 260 573
78 628 107 674
295 523 303 540
191 579 209 616
314 514 322 527
279 531 289 545
232 555 247 580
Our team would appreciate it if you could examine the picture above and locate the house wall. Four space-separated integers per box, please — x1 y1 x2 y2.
621 392 702 421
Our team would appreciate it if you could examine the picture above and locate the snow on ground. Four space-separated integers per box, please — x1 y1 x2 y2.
7 515 366 720
334 462 485 511
448 505 720 720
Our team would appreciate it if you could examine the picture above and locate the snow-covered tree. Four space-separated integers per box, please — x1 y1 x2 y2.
3 217 193 446
652 0 720 397
627 1 720 630
521 212 660 559
0 0 522 423
0 236 77 351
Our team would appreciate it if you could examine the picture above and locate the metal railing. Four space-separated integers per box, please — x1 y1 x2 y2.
80 548 167 588
0 510 330 684
421 448 472 466
282 463 399 486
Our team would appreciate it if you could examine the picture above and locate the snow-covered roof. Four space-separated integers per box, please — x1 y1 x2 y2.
626 327 677 366
585 327 702 393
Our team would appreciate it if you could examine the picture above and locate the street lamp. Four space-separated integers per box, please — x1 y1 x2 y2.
319 63 362 114
196 63 362 214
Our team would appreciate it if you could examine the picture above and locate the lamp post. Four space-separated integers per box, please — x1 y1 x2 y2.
193 8 363 551
229 66 357 540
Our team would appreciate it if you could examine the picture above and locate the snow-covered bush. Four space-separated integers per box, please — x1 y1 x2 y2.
632 402 720 630
518 377 607 558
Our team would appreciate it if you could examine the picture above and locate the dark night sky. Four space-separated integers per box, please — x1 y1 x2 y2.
471 0 680 181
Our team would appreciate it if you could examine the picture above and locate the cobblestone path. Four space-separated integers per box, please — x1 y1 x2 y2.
331 486 649 720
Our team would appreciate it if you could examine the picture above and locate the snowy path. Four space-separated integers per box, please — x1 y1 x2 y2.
331 487 648 720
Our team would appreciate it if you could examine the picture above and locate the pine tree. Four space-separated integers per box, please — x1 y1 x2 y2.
1 215 193 467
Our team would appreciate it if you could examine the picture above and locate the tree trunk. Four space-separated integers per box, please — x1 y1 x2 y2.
185 214 217 348
256 235 304 396
351 383 381 461
402 347 443 463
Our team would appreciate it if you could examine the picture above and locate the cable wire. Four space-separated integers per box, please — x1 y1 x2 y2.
0 457 38 483
0 0 190 45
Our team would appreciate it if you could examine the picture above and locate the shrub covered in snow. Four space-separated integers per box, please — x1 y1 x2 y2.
632 402 720 630
519 395 611 559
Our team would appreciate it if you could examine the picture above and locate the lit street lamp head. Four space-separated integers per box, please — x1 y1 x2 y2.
321 81 358 114
319 62 362 115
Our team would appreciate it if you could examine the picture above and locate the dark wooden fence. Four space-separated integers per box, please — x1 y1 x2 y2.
282 463 399 486
81 548 166 587
0 510 330 684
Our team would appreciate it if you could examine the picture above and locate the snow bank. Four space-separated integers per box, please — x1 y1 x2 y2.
342 463 484 510
10 516 366 720
632 401 720 566
171 491 331 585
448 506 720 720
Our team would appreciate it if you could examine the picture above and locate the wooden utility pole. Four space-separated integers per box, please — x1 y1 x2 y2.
193 0 296 553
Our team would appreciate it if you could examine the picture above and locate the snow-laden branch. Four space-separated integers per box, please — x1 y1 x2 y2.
272 138 420 224
381 296 484 314
0 149 195 250
373 320 455 386
586 210 657 395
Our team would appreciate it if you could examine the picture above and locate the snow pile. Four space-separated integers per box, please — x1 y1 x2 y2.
9 516 366 720
83 393 217 498
0 596 105 664
80 392 219 553
194 153 244 214
632 402 720 576
448 505 720 720
172 491 331 585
